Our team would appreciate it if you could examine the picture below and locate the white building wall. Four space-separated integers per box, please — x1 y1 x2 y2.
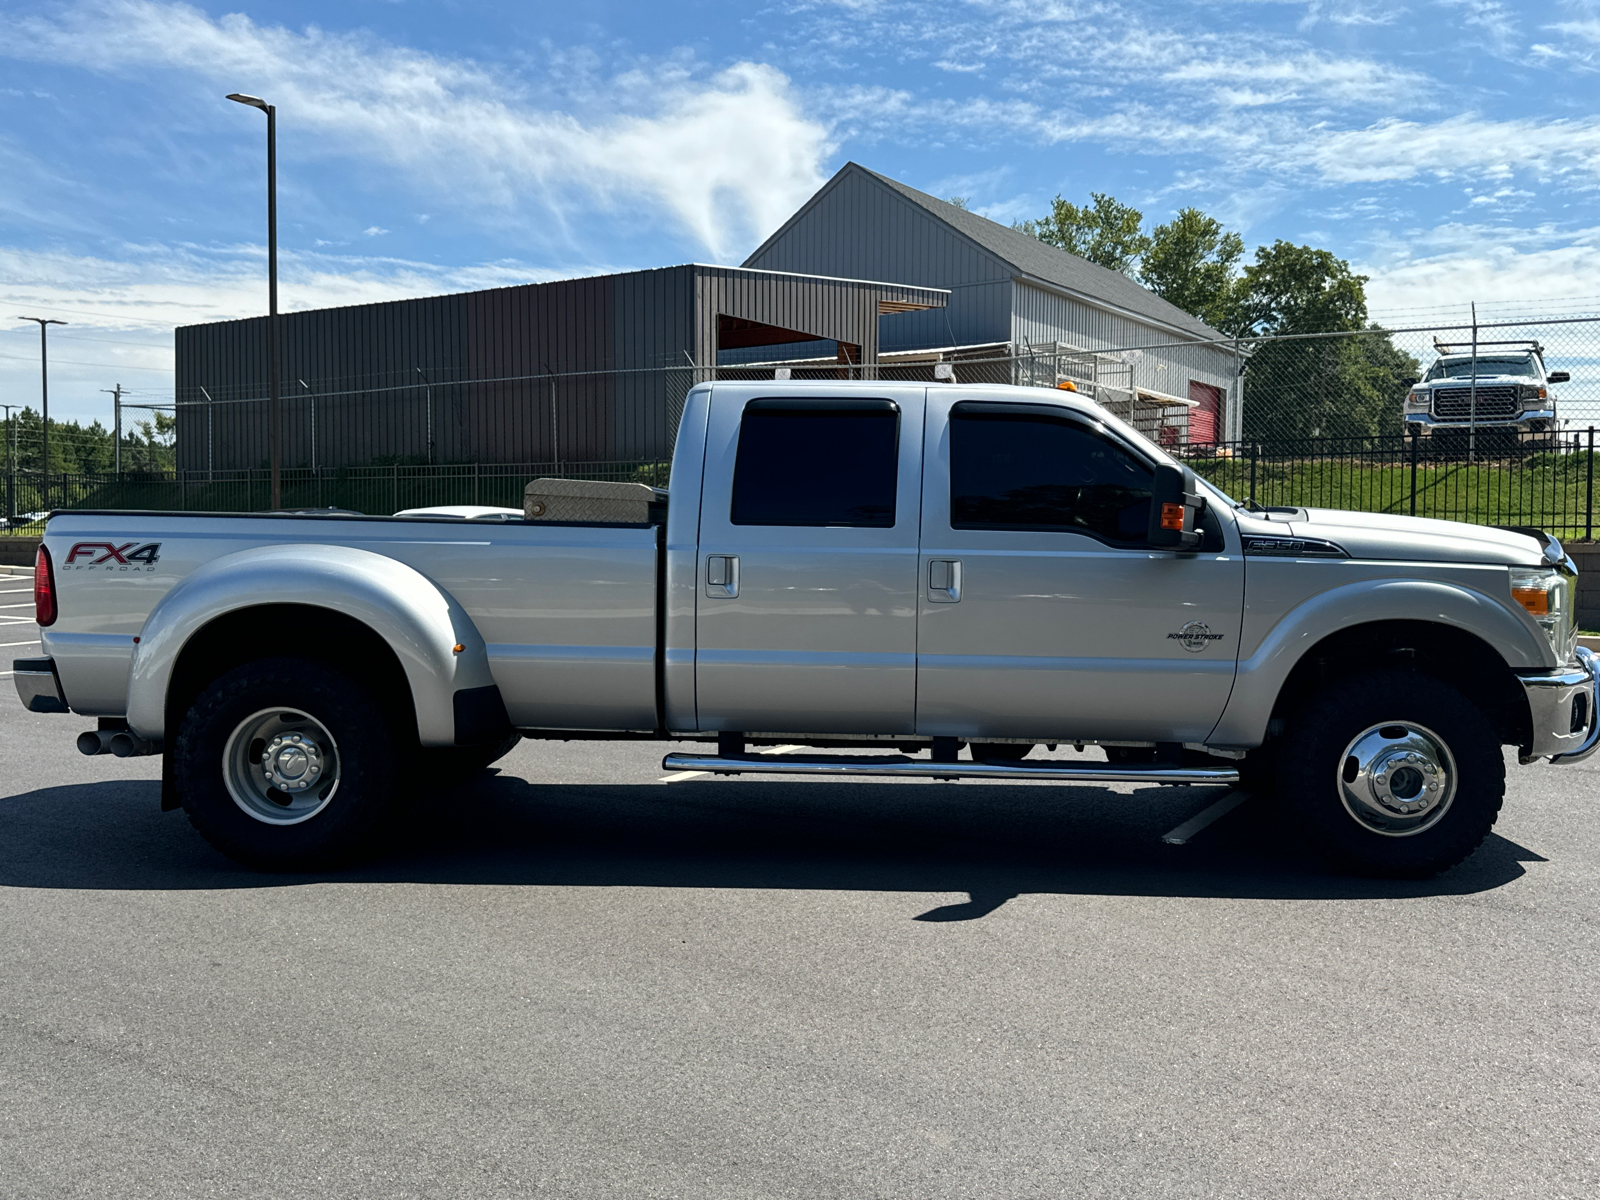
1011 281 1242 440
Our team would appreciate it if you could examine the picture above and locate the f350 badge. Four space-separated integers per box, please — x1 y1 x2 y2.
1168 621 1224 652
63 541 162 571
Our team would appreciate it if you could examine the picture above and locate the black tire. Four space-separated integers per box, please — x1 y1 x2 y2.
174 657 404 871
418 731 522 786
1275 668 1504 878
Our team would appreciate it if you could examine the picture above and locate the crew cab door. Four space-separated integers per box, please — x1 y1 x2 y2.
915 396 1244 743
694 386 925 734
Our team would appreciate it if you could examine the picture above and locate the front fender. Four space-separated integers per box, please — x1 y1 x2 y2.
127 544 496 747
1209 577 1548 747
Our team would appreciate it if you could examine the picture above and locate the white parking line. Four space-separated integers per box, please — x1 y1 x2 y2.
0 639 40 647
660 744 805 782
1161 790 1250 845
0 589 33 594
0 603 36 609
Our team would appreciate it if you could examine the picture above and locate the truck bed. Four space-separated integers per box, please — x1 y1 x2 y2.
41 510 662 731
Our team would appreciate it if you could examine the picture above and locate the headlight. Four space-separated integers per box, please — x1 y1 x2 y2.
1518 384 1548 405
1511 565 1576 661
1405 391 1429 409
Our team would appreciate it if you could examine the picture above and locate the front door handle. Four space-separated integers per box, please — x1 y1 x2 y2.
705 554 739 598
928 558 961 603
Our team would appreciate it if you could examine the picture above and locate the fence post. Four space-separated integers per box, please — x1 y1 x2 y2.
392 462 399 515
1409 426 1419 518
474 461 481 505
1587 427 1594 543
1248 441 1257 504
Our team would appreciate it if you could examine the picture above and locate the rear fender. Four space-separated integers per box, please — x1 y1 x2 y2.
127 544 496 746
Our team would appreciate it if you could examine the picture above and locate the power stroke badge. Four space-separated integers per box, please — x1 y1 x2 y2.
1168 621 1224 652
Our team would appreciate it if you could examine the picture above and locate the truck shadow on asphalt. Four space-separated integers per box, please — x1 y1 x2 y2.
0 770 1549 914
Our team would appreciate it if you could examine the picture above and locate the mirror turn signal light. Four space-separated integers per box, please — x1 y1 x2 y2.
1160 502 1186 531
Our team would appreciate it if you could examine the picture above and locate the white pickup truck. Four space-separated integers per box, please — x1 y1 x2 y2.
16 381 1598 877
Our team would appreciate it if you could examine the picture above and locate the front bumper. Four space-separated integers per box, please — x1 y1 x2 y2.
1518 646 1600 763
13 656 69 714
1405 410 1556 428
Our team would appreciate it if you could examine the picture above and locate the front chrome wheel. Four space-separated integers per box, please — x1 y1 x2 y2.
223 706 342 826
1337 721 1456 838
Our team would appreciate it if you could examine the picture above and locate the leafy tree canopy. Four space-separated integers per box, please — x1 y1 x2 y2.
1236 240 1369 337
1141 208 1246 334
1015 192 1150 277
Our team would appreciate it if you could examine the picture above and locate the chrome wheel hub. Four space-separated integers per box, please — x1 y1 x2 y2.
222 707 341 826
1338 722 1456 838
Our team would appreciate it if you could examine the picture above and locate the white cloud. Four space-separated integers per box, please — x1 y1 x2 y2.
1304 115 1600 184
0 0 832 260
1361 221 1600 318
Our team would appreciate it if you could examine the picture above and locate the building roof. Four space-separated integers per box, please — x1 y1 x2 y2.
752 163 1228 343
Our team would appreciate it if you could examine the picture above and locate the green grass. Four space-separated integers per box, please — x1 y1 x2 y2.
1190 451 1598 539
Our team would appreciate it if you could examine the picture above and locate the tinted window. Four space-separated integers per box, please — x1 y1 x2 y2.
950 409 1153 542
731 400 899 527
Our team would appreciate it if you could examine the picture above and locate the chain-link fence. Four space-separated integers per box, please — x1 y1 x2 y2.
4 309 1597 535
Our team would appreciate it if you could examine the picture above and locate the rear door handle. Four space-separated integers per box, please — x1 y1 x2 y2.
927 558 961 603
705 554 739 598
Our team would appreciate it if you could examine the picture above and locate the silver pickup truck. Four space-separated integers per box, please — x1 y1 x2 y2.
15 381 1599 877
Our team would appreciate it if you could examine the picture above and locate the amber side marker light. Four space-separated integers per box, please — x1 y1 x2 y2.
1160 502 1186 531
1512 585 1550 616
34 543 57 627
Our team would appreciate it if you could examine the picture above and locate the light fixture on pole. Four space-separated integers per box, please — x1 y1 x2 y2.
226 91 282 509
16 316 65 512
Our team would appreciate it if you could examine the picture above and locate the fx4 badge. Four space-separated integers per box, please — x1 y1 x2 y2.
1168 621 1224 652
63 541 162 571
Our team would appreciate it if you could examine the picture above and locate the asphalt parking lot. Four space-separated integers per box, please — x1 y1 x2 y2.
3 603 1598 1197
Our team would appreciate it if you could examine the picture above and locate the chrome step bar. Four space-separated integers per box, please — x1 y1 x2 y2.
661 752 1239 785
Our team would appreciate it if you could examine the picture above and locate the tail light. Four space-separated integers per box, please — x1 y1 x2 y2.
35 543 56 627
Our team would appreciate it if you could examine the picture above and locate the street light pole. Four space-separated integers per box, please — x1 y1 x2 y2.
16 316 66 511
227 92 281 509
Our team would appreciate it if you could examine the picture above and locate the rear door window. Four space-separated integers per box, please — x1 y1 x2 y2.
950 403 1154 543
731 399 900 527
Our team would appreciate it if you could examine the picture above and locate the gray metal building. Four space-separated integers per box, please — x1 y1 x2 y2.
174 264 946 472
742 163 1242 444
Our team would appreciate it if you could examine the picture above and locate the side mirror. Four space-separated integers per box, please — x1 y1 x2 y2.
1147 464 1205 550
1548 371 1570 383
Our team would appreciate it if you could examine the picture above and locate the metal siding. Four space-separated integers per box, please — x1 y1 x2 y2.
174 263 940 469
1011 281 1239 433
743 168 1012 346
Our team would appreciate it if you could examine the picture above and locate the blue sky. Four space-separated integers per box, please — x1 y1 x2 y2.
1 0 1598 426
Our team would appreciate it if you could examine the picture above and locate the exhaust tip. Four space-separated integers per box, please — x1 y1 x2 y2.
77 730 109 756
109 732 146 758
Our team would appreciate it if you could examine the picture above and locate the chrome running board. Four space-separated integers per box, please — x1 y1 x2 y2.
660 752 1239 785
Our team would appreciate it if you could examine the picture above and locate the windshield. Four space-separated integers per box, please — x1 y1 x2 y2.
1425 355 1540 381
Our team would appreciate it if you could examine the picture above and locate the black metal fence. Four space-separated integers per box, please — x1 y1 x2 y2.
6 428 1600 541
0 459 670 532
1179 427 1599 540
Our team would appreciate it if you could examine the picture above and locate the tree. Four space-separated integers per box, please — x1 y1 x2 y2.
1232 241 1417 442
1236 241 1368 337
945 196 971 210
1140 208 1246 334
1015 192 1150 276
